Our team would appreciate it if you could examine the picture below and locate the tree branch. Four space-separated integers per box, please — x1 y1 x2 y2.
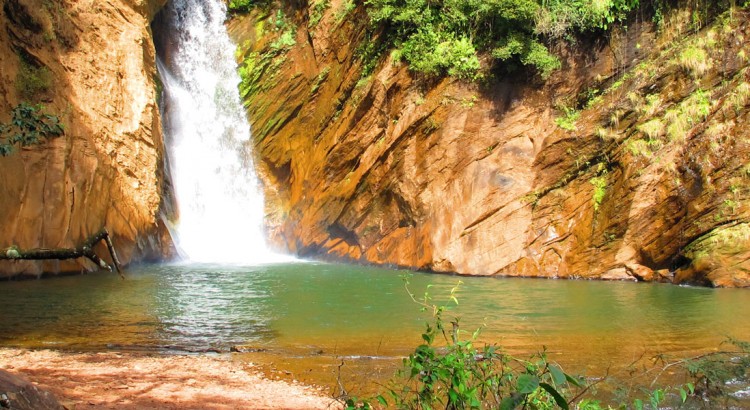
1 228 125 279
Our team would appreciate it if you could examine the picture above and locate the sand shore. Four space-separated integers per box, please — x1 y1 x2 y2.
0 348 339 409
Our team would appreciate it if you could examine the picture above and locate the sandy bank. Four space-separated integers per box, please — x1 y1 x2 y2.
0 348 338 409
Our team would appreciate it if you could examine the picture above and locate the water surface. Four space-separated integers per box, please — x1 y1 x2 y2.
1 262 748 394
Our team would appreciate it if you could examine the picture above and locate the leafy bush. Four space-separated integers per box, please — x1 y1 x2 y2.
0 103 64 156
536 0 640 36
365 0 642 80
228 0 261 13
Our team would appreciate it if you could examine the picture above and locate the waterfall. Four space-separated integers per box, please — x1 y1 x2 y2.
156 0 282 264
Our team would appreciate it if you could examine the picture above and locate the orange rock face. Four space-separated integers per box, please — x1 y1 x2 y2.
231 5 750 287
0 0 173 277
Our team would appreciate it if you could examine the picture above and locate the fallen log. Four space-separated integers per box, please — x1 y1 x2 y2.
0 228 124 279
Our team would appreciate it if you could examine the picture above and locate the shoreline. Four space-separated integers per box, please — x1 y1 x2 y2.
0 348 338 409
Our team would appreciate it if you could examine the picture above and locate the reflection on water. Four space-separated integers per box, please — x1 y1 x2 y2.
1 262 749 391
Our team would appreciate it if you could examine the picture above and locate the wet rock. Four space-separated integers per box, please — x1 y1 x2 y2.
626 263 654 282
0 370 63 410
654 269 674 283
230 346 268 353
601 268 636 282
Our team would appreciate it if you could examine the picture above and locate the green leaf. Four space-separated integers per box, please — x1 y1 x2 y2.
540 382 569 410
376 395 387 406
634 398 643 410
565 373 583 387
471 327 482 340
500 394 522 410
516 374 539 394
447 389 458 404
549 364 566 386
680 387 687 403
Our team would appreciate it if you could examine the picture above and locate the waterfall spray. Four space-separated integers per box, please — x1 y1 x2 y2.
156 0 283 264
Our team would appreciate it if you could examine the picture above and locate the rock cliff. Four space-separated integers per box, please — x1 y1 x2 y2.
231 3 750 287
0 0 173 277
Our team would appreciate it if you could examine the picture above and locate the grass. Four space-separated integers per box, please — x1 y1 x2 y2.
642 94 664 117
664 108 690 142
705 122 728 139
596 127 615 141
679 45 710 77
310 67 331 96
638 118 665 140
683 89 712 122
728 81 750 111
16 57 53 101
684 222 750 262
626 138 653 157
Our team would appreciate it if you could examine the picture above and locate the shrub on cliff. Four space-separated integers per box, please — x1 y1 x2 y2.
0 103 64 156
228 0 270 13
365 0 646 80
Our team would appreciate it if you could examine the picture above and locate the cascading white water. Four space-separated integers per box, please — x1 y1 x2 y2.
157 0 282 264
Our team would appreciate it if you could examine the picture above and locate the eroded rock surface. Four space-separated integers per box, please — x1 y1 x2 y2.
231 5 750 287
0 0 173 277
0 369 63 410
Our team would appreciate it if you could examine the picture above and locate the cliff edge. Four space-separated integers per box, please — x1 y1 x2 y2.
231 3 750 287
0 0 173 277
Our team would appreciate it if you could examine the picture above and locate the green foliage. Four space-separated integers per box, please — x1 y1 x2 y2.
309 0 331 28
342 277 750 409
228 0 255 13
679 45 710 77
683 339 750 397
554 106 579 131
346 277 580 409
16 58 53 101
365 0 640 80
336 0 357 23
536 0 640 36
366 0 558 80
270 29 296 50
310 67 331 95
228 0 271 13
399 34 481 80
0 103 64 156
589 175 607 211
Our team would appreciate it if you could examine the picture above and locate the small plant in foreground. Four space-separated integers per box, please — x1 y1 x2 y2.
345 277 581 409
340 277 750 409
